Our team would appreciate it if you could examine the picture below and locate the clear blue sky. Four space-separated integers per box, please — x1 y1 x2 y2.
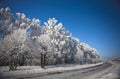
1 0 120 59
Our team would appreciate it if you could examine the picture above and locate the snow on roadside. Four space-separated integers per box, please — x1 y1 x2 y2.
0 62 104 78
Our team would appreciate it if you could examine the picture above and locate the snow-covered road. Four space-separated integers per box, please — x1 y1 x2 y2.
0 62 115 79
97 61 120 79
26 61 120 79
77 61 120 79
0 62 104 78
25 62 111 79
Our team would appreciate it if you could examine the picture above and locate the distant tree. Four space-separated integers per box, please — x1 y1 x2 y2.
80 42 100 64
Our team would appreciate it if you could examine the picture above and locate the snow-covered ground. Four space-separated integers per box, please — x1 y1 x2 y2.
98 62 120 79
0 62 103 78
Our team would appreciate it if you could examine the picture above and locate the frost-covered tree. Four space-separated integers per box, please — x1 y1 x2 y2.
1 28 27 70
44 18 78 64
0 8 32 67
80 42 100 64
15 13 31 30
0 7 16 38
44 18 64 65
32 34 52 68
75 43 84 64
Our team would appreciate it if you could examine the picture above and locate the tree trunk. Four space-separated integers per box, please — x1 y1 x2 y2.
9 56 18 71
44 54 46 66
41 53 45 68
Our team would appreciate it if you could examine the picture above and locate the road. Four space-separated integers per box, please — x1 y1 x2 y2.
27 62 111 79
22 62 111 79
2 61 120 79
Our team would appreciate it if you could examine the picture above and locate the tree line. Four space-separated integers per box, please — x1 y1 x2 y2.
0 7 101 70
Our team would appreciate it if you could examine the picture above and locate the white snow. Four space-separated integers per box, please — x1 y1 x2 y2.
0 62 104 78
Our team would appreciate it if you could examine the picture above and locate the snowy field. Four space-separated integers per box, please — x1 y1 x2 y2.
0 62 104 78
